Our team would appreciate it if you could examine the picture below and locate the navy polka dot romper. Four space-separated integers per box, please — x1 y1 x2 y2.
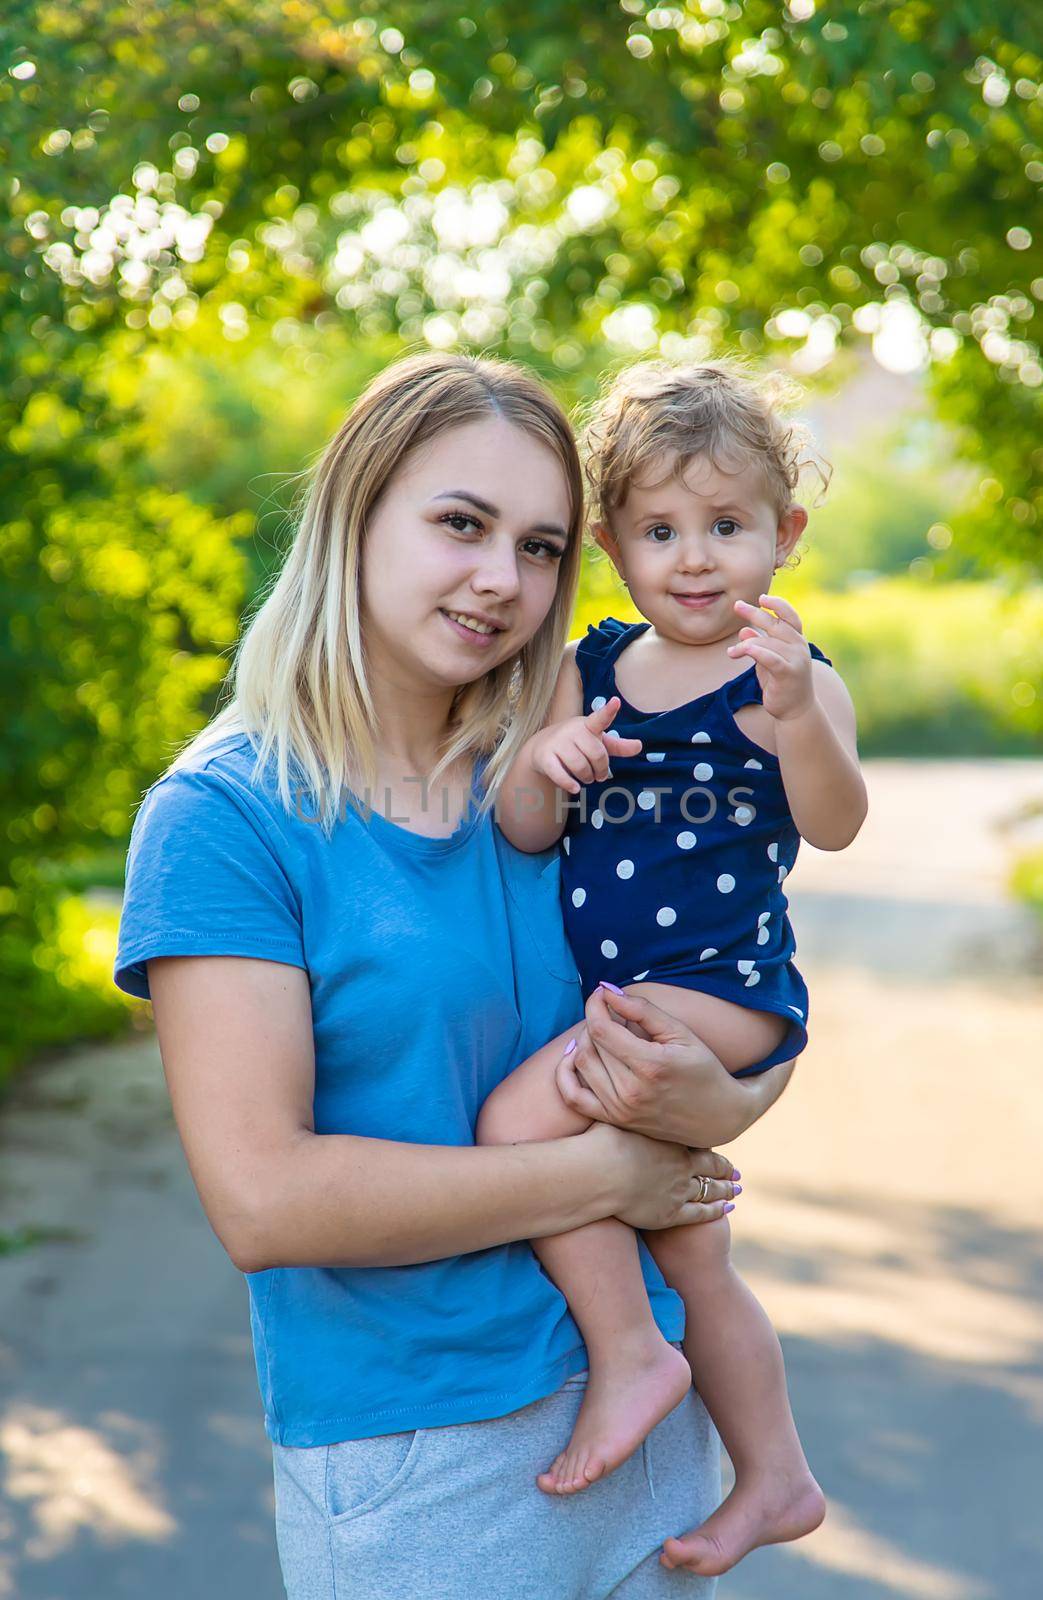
559 617 833 1078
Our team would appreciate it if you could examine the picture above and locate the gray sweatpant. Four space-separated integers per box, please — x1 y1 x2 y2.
272 1353 720 1599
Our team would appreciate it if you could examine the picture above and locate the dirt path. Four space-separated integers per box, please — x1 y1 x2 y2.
1 759 1040 1599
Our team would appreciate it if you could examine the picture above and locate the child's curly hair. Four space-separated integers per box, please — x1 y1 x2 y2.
581 356 831 571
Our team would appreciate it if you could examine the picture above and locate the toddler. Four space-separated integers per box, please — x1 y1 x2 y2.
476 359 868 1578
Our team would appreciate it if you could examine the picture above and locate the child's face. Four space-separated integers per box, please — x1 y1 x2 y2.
594 450 806 647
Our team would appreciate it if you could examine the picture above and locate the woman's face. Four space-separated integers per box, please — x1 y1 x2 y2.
360 416 573 694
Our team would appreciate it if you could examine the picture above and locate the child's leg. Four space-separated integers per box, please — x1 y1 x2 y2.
645 1218 824 1576
613 988 825 1582
476 1026 693 1495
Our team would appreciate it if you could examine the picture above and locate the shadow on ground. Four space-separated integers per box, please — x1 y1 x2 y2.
2 1160 1040 1598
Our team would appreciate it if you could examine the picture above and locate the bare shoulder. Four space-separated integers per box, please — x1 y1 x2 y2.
546 638 584 723
811 658 859 748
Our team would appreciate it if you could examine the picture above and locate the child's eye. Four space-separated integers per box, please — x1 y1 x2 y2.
713 518 741 537
645 524 675 543
441 510 483 535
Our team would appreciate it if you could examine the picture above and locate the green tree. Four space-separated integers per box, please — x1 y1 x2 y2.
1 0 1040 1068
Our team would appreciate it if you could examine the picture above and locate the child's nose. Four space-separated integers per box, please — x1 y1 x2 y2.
676 538 715 569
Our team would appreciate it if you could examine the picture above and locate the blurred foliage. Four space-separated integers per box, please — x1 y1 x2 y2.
1009 843 1043 923
1 0 1042 1072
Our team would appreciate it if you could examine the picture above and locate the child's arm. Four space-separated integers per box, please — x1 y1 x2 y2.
730 593 868 852
496 644 643 854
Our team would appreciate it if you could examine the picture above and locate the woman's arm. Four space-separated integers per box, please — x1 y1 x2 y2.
148 954 736 1273
555 986 796 1149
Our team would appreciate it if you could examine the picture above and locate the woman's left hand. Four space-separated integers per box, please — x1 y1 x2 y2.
555 985 794 1148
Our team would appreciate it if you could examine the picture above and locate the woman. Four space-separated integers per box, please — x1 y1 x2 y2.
114 352 794 1598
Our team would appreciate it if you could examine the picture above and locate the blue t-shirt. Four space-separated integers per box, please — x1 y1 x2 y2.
114 732 684 1446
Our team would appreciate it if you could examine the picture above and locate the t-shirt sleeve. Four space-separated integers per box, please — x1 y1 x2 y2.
114 766 307 1001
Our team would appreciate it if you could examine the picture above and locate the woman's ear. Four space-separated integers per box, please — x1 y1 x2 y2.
774 503 808 568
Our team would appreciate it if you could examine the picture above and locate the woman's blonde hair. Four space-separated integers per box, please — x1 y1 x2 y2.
171 351 584 831
583 357 830 567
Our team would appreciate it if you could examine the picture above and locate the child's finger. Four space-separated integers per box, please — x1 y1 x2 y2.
734 598 786 633
603 732 643 755
545 755 582 794
584 695 623 734
759 592 805 632
568 739 604 785
727 639 787 669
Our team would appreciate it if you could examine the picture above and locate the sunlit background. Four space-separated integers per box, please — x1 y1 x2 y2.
1 4 1041 1597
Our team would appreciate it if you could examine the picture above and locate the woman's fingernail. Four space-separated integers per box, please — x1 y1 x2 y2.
723 1202 735 1213
563 1038 577 1056
598 980 625 995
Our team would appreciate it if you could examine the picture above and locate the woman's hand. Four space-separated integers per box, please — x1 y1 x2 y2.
579 1121 738 1231
556 986 795 1148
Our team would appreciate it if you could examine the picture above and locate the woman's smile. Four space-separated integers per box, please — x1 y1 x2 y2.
439 607 508 646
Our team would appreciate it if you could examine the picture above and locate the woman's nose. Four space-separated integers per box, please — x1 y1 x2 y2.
470 540 522 600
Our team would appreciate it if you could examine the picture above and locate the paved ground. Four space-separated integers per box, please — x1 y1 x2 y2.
1 759 1041 1599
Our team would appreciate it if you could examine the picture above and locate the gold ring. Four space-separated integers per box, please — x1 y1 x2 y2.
697 1175 711 1203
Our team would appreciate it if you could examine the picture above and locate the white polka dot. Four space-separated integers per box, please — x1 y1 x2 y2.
676 831 697 850
757 912 771 927
646 752 665 763
600 939 618 959
691 731 711 744
656 906 677 926
571 887 586 908
699 947 718 960
637 790 657 811
692 762 714 782
745 970 761 988
616 859 635 879
767 842 779 863
734 805 753 826
591 808 604 829
716 874 736 894
591 696 607 711
737 959 756 975
562 836 570 854
787 1005 804 1017
757 926 770 945
633 970 649 981
778 864 788 883
744 759 763 770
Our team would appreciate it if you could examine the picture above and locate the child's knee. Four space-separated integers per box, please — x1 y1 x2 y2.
476 1035 591 1145
475 1081 517 1145
650 1214 733 1289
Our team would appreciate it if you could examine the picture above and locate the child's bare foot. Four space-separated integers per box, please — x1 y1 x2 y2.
536 1337 691 1496
660 1466 825 1576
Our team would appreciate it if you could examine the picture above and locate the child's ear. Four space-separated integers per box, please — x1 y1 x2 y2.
774 503 808 568
592 520 625 579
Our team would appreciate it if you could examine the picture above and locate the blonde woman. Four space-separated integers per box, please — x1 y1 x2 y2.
114 353 792 1598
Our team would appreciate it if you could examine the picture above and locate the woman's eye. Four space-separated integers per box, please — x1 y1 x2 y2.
713 518 740 537
441 511 483 535
646 524 675 543
522 539 565 561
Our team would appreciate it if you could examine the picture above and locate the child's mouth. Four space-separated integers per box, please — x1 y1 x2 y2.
671 591 723 609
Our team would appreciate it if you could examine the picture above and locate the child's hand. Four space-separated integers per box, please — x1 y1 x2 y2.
728 593 816 722
530 696 642 795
